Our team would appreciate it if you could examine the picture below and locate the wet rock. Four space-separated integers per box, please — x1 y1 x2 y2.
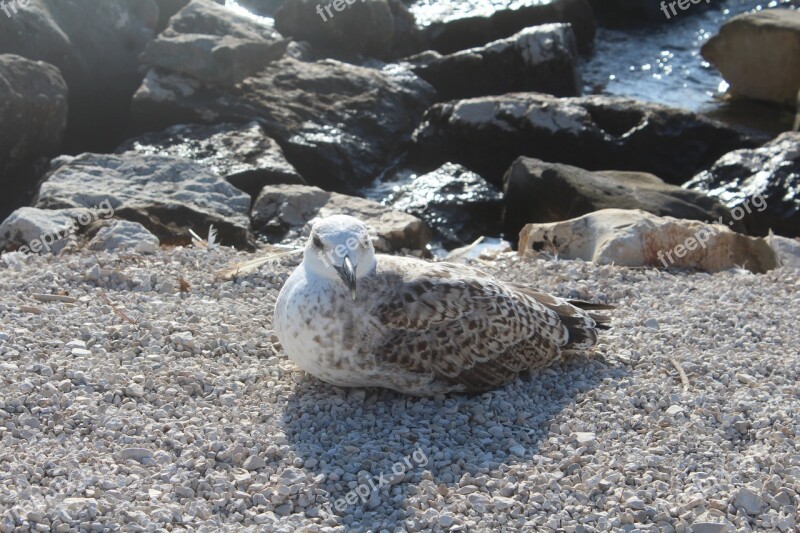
86 220 161 254
684 132 800 237
117 122 305 199
141 0 288 84
702 9 800 106
503 157 739 239
407 24 580 101
252 184 430 252
35 153 255 249
364 163 502 248
407 0 595 54
518 209 778 274
0 0 158 150
274 0 419 58
588 0 714 23
412 93 759 186
0 54 68 220
132 54 435 192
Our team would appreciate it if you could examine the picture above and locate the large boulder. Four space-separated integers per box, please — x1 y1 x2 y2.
364 163 503 248
407 24 580 101
117 122 305 200
0 0 158 150
0 54 68 221
141 0 288 84
519 209 778 274
133 54 435 193
274 0 419 58
252 184 430 252
684 132 800 238
412 93 760 187
34 153 255 249
407 0 595 54
503 157 740 239
701 10 800 106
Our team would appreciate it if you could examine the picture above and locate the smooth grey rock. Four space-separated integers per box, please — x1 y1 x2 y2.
132 55 435 192
252 184 430 252
35 153 255 249
0 54 68 220
364 163 502 248
0 0 158 148
684 132 800 238
141 0 288 84
0 207 97 256
412 93 760 186
702 10 800 105
408 24 580 101
733 487 761 515
117 122 306 199
119 447 153 463
770 235 800 269
274 0 419 58
502 157 739 240
86 220 160 254
518 209 779 274
407 0 595 54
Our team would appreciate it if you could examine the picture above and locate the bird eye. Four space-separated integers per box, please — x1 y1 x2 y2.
312 234 324 249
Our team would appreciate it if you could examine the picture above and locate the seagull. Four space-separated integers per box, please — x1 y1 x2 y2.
273 215 611 396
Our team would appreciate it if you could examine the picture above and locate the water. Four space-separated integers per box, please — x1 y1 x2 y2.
583 0 799 133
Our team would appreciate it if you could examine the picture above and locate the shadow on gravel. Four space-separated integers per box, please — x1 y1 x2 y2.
280 355 628 525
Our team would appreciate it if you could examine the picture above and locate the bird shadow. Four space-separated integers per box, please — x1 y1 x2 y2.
279 354 628 528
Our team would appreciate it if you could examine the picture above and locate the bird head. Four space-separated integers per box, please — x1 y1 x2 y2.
303 215 377 300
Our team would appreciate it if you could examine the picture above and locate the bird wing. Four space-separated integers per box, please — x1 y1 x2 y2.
370 258 600 392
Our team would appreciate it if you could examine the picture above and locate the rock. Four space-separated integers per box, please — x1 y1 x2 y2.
509 444 526 457
770 235 800 269
690 522 730 533
588 0 713 23
502 157 740 239
573 432 596 446
407 0 595 54
117 122 306 199
684 132 800 238
0 207 96 256
243 455 267 471
645 318 659 329
154 0 223 31
0 54 68 220
733 487 761 515
364 163 503 249
252 184 430 252
119 447 154 463
518 209 779 274
701 10 800 105
86 220 161 254
132 54 435 192
35 153 255 249
274 0 418 58
141 0 288 84
412 93 758 187
407 24 580 101
0 0 158 150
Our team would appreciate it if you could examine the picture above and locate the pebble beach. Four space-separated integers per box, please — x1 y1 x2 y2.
1 248 797 532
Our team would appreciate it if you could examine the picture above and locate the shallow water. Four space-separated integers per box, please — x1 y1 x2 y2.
583 0 799 133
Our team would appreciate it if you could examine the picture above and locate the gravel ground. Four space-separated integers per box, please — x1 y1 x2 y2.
0 247 798 532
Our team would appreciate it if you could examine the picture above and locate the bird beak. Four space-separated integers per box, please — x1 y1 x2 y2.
334 255 357 300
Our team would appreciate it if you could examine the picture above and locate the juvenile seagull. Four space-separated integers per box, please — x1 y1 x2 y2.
274 215 611 396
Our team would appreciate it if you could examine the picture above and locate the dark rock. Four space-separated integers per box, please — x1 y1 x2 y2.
684 131 800 237
0 0 158 151
252 184 430 252
132 55 435 193
154 0 224 31
412 93 761 187
364 163 503 248
117 122 305 200
0 54 68 221
406 0 595 54
701 10 800 106
407 24 580 100
274 0 420 58
34 153 255 249
587 0 714 24
502 157 740 240
141 0 288 85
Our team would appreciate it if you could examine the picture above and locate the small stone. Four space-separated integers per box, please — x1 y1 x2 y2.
666 405 685 416
736 373 757 385
574 432 596 446
509 444 526 457
243 455 267 471
119 447 153 463
626 496 645 510
439 514 454 527
126 384 145 398
645 318 659 329
691 522 729 533
71 348 91 357
734 488 761 514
